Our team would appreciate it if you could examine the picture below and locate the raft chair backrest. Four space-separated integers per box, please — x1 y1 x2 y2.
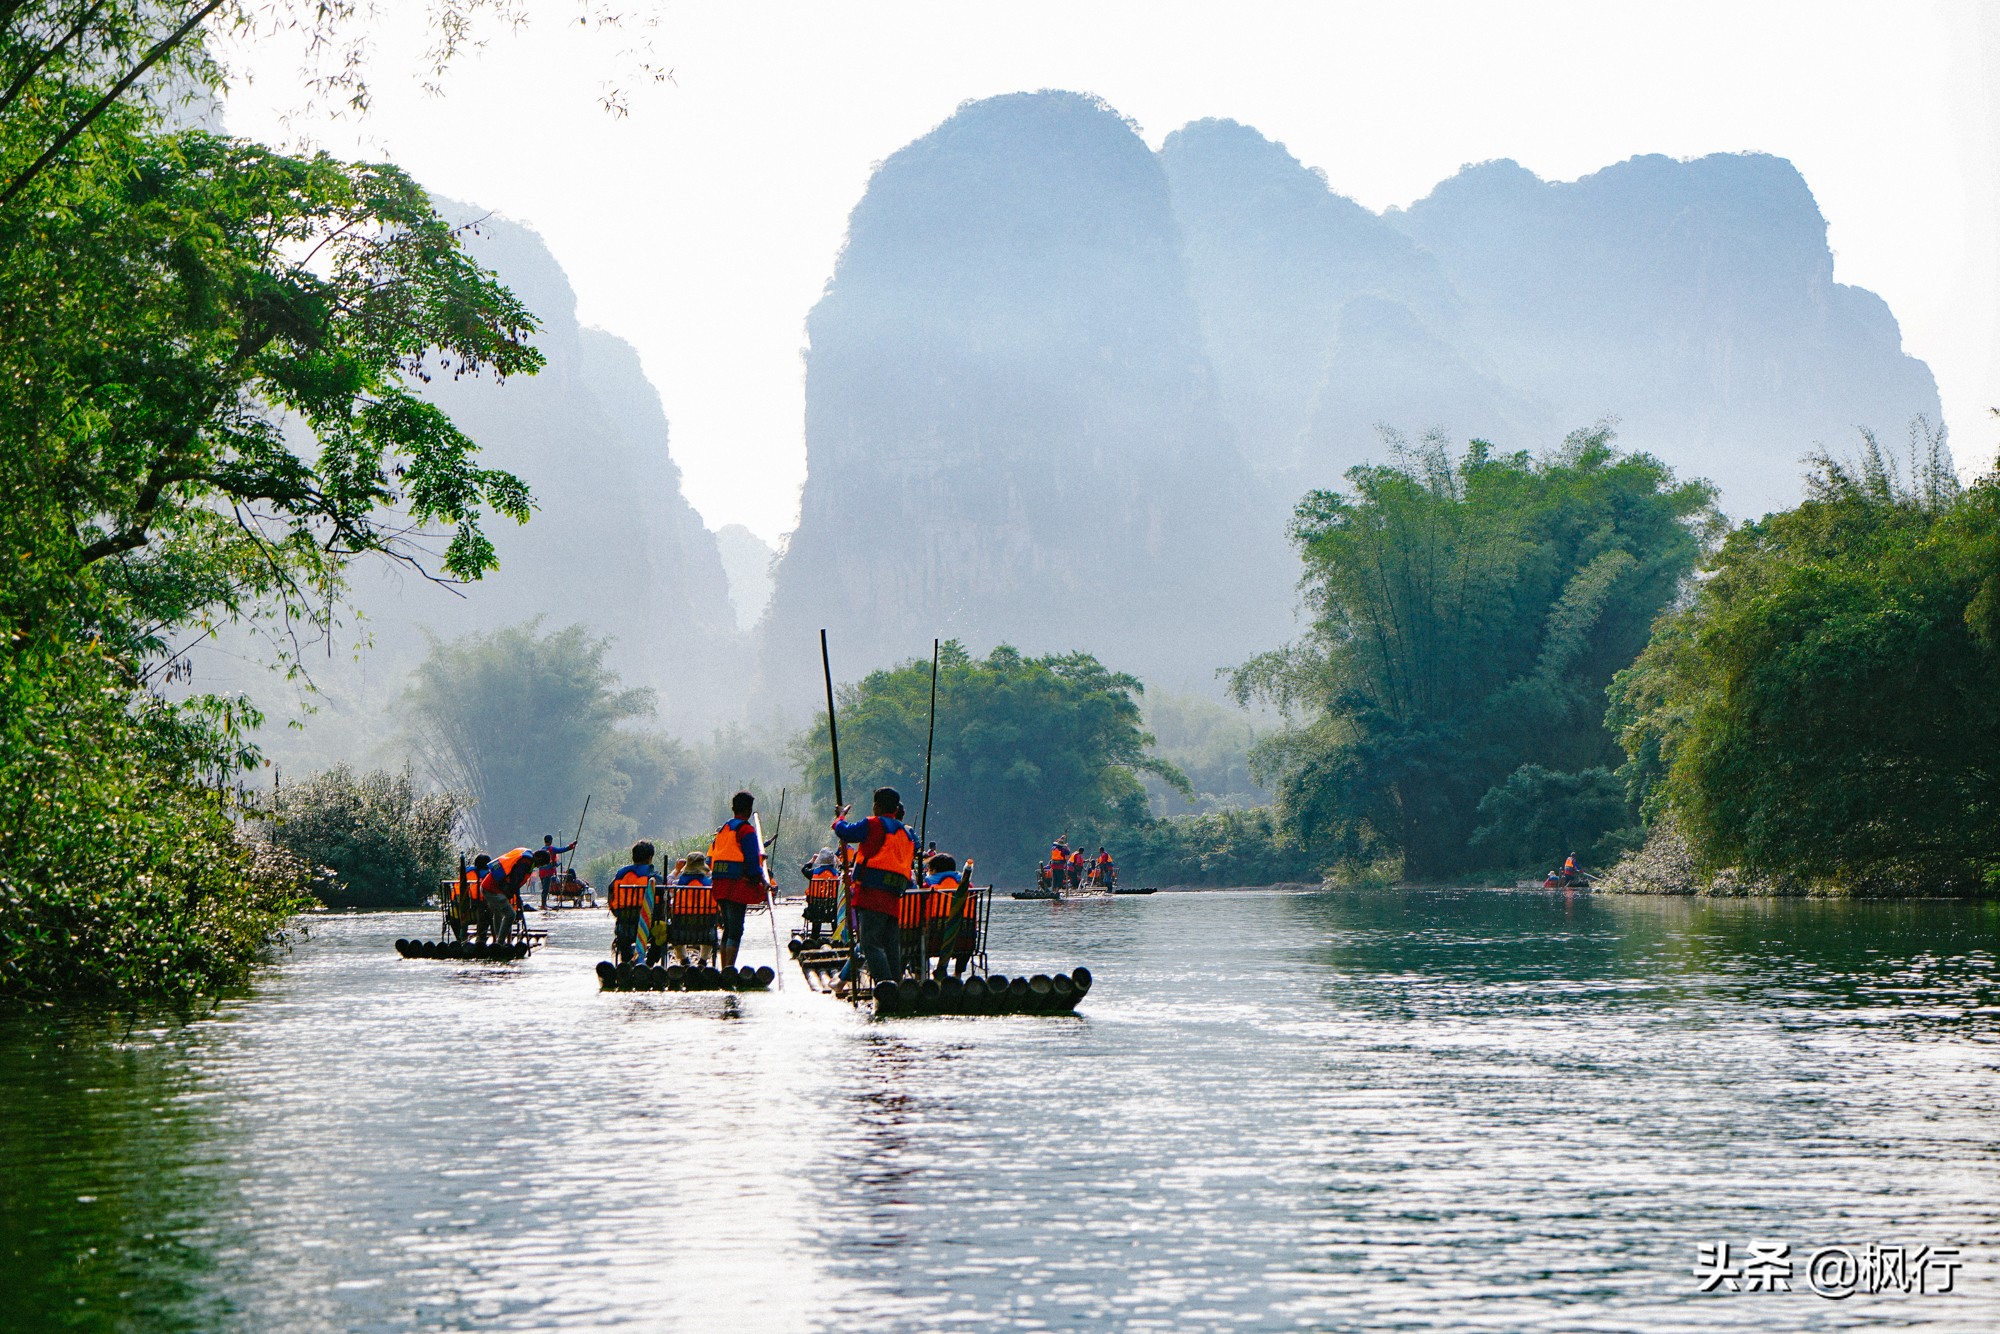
670 885 718 945
803 868 840 924
896 890 933 970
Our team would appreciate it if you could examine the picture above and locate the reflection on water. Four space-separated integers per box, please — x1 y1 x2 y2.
1 890 1996 1331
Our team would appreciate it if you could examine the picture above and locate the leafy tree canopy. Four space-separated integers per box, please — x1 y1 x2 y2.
1610 427 2000 891
0 6 561 1006
265 765 462 908
401 620 652 852
1235 427 1719 881
800 642 1189 876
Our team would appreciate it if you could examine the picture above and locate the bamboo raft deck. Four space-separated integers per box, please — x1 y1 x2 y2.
790 880 1095 1017
596 962 777 992
396 936 546 961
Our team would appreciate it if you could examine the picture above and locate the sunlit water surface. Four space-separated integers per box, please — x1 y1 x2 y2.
2 889 1998 1332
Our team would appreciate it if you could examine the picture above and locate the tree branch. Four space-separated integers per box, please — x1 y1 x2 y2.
0 0 227 213
0 0 112 122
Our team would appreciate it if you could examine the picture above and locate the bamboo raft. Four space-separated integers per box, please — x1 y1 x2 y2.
790 880 1094 1017
396 936 543 961
596 962 776 992
874 968 1091 1017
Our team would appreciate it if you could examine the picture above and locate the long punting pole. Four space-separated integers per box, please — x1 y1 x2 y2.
565 794 591 874
821 630 859 1006
756 788 787 988
917 637 939 861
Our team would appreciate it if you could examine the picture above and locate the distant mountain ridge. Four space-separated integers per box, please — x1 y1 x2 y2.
1165 118 1941 511
757 92 1940 707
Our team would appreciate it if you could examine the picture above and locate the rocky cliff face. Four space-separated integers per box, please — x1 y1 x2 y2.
760 96 1941 710
758 92 1296 706
209 205 742 767
1162 121 1941 516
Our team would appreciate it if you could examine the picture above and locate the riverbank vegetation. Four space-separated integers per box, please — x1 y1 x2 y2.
1604 427 2000 895
1232 427 1720 884
1231 420 2000 897
262 767 462 909
0 9 546 1005
397 618 795 887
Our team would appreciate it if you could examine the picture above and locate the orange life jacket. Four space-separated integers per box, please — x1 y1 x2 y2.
852 818 916 914
709 819 755 879
609 868 651 911
487 847 531 894
806 867 839 901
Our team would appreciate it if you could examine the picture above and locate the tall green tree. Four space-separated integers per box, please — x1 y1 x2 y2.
800 643 1188 875
401 620 653 850
1610 428 2000 892
1236 428 1719 880
0 9 551 1005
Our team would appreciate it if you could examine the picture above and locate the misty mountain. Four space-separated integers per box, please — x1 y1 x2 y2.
757 94 1940 711
1163 119 1941 515
757 91 1297 706
196 204 743 771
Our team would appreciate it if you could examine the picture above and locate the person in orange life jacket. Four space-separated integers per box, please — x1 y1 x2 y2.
800 847 840 940
708 791 774 970
1094 847 1113 887
537 833 577 908
923 852 972 976
606 841 656 965
482 846 549 944
664 851 715 965
1049 836 1071 888
466 854 493 944
831 786 916 987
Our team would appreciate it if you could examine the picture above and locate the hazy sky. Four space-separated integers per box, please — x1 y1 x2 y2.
226 0 2000 545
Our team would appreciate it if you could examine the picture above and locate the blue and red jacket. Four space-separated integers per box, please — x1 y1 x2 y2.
833 815 916 914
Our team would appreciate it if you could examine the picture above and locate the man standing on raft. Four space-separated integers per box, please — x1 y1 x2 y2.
832 786 917 988
708 791 775 971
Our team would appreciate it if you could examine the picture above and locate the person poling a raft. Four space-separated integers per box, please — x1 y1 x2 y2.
831 785 916 994
709 792 775 971
1545 851 1593 889
480 846 551 944
535 832 577 908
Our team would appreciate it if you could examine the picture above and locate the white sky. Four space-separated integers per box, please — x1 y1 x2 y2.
225 0 2000 546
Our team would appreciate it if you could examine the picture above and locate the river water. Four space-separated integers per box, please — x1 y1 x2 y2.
2 888 1997 1332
